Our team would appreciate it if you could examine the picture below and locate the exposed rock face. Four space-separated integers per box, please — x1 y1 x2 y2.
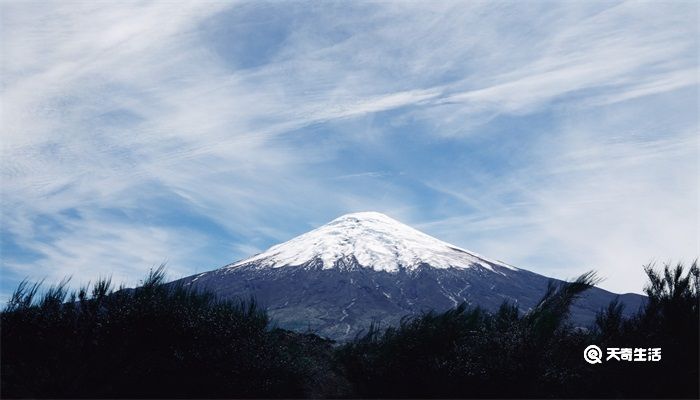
176 212 645 341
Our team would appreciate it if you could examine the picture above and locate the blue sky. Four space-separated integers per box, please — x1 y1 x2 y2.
1 0 698 299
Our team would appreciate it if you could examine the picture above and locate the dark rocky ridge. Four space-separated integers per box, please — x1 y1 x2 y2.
176 256 645 341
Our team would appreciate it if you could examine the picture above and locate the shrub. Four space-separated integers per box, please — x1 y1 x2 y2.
1 266 319 398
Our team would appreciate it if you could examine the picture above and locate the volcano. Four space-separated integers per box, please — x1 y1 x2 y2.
177 212 645 340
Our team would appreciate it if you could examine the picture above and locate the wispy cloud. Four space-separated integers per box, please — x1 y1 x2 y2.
1 0 697 297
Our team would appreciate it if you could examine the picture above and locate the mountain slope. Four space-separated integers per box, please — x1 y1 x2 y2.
177 212 645 340
228 211 517 273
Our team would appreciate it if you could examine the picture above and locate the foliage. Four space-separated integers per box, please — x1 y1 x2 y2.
2 262 698 398
585 261 700 398
335 262 699 398
1 265 342 398
335 270 599 398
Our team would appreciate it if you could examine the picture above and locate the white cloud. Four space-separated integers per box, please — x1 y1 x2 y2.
1 0 697 296
416 114 698 294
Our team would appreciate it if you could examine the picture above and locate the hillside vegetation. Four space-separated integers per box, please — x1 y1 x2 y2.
2 262 697 398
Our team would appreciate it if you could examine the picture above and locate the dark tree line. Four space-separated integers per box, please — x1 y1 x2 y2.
336 264 699 398
1 267 344 398
1 262 698 398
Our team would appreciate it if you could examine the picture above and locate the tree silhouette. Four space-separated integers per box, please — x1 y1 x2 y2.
2 263 698 398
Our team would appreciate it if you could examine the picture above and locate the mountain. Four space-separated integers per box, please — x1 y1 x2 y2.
176 212 645 341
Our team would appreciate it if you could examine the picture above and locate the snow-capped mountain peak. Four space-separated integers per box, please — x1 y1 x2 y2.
229 211 517 272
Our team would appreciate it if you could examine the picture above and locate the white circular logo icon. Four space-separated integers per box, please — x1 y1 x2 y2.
584 345 603 364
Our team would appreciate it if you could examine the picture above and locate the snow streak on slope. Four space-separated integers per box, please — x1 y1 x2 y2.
229 211 518 273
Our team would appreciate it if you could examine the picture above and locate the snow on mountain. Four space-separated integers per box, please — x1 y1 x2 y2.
178 211 646 341
228 211 518 273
